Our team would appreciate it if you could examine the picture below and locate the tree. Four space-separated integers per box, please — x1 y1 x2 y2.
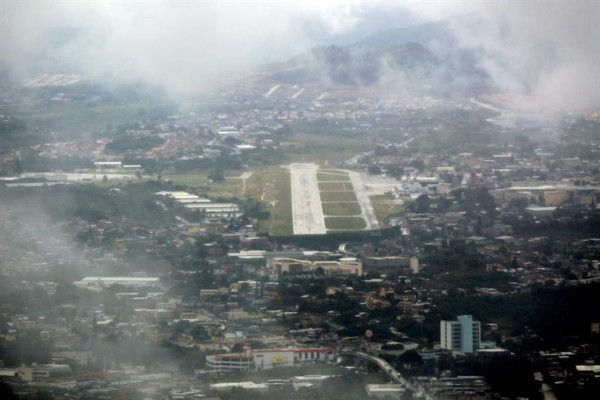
409 158 424 171
398 350 423 364
0 382 19 399
35 391 53 400
471 355 542 400
223 136 239 146
411 194 431 213
397 316 423 338
190 325 209 341
367 164 381 175
170 320 191 339
209 169 225 182
388 165 404 178
242 199 270 219
105 135 165 153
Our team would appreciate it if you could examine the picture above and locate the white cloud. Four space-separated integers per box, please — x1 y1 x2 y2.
1 0 599 109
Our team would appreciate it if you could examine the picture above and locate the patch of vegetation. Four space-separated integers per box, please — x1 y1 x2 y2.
286 133 372 164
370 196 404 226
0 115 46 149
370 194 395 201
554 118 600 160
0 181 176 228
243 167 292 236
268 170 293 236
1 98 175 138
319 168 350 174
319 181 354 191
236 363 341 382
317 172 350 182
320 191 358 202
322 202 362 216
164 173 243 199
105 134 165 153
389 107 495 153
325 216 366 230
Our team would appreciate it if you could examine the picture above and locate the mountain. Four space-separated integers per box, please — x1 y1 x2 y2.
262 14 494 97
347 14 475 52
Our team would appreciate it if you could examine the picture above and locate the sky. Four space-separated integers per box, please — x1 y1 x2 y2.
1 0 599 109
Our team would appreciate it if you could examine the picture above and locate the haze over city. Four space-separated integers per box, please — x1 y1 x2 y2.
1 1 600 400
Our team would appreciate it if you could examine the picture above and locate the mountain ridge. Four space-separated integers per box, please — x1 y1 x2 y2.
259 14 494 97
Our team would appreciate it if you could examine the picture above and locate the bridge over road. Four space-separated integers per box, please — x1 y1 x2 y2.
341 351 432 399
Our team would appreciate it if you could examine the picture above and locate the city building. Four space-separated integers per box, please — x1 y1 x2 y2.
51 351 93 366
183 203 242 218
206 347 335 372
440 315 481 353
363 256 420 275
267 257 362 278
209 382 268 393
18 363 72 382
426 376 491 399
366 384 406 399
94 161 122 169
73 277 161 292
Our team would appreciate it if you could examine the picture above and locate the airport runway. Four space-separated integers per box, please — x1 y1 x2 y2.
290 163 327 235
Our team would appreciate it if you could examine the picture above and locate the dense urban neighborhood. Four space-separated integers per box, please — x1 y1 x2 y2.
1 2 600 399
1 69 599 400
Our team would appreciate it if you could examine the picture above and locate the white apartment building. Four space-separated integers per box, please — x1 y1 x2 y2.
440 315 481 353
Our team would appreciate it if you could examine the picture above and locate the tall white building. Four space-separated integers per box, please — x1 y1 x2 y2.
440 315 481 353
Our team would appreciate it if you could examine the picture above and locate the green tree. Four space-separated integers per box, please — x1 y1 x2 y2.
411 194 431 213
398 350 423 364
190 325 209 341
367 164 382 175
209 169 225 182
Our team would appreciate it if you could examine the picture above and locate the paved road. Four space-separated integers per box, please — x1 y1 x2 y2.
265 84 281 98
342 351 431 399
470 97 504 113
290 163 326 235
541 383 557 400
348 171 380 231
345 351 402 383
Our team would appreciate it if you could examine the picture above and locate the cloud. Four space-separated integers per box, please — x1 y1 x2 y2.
0 1 432 94
1 0 599 110
0 1 397 94
449 0 600 110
